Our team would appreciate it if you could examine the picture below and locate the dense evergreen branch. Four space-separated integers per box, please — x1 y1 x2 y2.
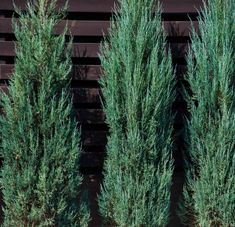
0 0 89 226
179 0 235 226
98 0 175 226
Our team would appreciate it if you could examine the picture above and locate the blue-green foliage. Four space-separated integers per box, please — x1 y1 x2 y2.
98 0 175 226
0 0 89 226
180 0 235 226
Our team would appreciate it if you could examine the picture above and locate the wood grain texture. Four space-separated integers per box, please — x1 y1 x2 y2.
0 41 189 59
0 19 109 36
0 41 101 57
0 64 13 79
0 64 187 81
0 85 101 104
76 109 105 124
0 0 203 13
0 64 102 80
0 106 104 124
0 18 199 36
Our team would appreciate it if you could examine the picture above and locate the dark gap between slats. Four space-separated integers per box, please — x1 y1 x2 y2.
83 146 106 153
74 103 102 109
0 79 100 88
0 34 104 43
80 167 103 175
1 34 191 44
71 80 100 88
72 58 101 65
0 79 9 85
0 10 200 21
0 57 186 67
0 57 14 64
81 123 108 131
0 10 113 20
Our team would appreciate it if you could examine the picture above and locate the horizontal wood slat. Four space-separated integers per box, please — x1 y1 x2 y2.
0 41 100 57
0 84 189 108
0 18 199 36
0 64 186 80
0 106 104 124
0 0 114 12
0 41 189 58
72 88 100 104
0 64 12 79
82 130 107 146
0 85 101 104
0 19 109 36
0 64 102 80
0 0 203 13
77 109 105 124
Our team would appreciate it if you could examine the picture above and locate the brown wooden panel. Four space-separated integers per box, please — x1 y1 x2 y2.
82 130 107 146
0 18 199 36
1 81 189 106
0 106 104 124
0 41 189 58
0 0 203 13
0 64 13 79
0 86 189 106
0 19 109 36
0 85 101 104
76 109 105 124
161 0 203 13
0 85 7 93
0 0 115 12
0 64 102 80
0 41 100 57
72 88 101 104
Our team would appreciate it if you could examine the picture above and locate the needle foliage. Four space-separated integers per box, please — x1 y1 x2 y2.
0 0 89 226
98 0 175 226
179 0 235 226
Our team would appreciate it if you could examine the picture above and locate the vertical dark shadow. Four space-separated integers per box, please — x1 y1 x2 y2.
167 23 189 227
72 43 106 227
81 173 103 227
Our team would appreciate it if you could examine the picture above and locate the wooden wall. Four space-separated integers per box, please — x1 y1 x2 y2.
0 0 203 174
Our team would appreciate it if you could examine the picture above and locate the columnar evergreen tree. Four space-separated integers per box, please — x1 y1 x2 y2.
180 0 235 226
98 0 175 226
0 0 89 226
